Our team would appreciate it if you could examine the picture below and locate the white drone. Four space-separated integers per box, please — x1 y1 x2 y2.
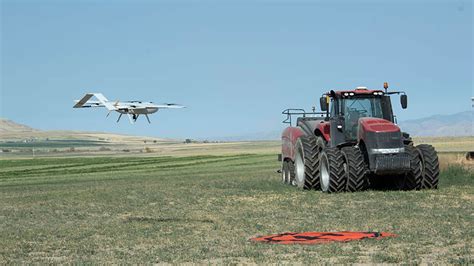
73 93 185 123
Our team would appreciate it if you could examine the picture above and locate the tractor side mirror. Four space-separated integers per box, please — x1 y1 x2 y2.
400 95 408 109
320 97 328 111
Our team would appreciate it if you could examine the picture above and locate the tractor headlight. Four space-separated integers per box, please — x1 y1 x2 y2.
371 147 405 154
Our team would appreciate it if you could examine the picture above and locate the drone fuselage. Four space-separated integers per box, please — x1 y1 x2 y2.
74 93 184 124
116 106 159 115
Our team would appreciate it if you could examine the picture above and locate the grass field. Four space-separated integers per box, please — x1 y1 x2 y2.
0 154 472 263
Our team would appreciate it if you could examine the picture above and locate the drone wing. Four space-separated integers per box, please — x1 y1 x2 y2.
73 93 94 108
73 93 116 111
154 103 186 109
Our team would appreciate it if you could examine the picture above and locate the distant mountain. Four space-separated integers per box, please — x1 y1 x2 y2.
212 111 473 141
398 111 473 137
0 118 38 132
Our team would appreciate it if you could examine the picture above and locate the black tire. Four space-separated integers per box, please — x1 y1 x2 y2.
319 147 345 193
395 145 422 190
294 136 321 189
281 161 290 184
417 144 440 189
341 146 368 192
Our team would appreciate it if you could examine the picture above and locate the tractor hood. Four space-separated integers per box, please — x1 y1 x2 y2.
358 117 400 133
357 117 407 174
358 117 404 154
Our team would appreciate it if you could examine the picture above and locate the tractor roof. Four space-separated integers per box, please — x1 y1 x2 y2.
328 87 385 96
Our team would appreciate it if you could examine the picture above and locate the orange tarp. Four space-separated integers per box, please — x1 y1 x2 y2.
250 231 396 244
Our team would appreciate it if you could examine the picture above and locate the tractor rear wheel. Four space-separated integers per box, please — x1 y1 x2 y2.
319 147 345 193
395 145 422 190
341 146 368 192
294 136 320 189
417 144 440 189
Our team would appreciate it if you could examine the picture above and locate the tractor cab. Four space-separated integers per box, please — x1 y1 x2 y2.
319 86 408 147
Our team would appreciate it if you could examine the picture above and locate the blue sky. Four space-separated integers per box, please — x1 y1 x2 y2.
1 0 472 139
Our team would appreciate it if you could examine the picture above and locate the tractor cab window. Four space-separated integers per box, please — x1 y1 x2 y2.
342 96 384 140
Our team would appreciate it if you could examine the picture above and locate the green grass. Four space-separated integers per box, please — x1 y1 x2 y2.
0 154 472 263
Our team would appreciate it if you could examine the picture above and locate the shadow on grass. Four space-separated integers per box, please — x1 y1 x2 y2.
122 216 215 224
367 165 472 191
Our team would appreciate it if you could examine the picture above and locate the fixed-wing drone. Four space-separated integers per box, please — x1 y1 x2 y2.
73 93 185 123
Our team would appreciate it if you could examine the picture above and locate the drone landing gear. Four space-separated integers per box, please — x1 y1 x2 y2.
115 113 151 124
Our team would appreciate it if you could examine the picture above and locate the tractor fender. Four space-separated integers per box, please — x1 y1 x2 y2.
315 121 331 142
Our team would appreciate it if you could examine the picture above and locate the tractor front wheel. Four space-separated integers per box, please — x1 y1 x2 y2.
341 146 368 192
417 144 440 189
319 147 345 193
394 145 422 190
294 136 320 189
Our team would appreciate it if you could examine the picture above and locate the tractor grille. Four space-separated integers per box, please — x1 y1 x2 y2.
373 131 403 149
374 153 411 174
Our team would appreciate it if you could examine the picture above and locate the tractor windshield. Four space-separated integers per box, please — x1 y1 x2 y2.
342 96 384 140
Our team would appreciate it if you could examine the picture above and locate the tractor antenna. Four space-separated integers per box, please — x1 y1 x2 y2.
383 82 389 93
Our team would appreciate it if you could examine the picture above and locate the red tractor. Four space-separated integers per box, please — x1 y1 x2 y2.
279 83 440 192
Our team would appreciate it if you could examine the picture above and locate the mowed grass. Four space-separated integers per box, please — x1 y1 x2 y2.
0 155 472 263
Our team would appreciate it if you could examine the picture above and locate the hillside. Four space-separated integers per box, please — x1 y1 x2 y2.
0 118 38 133
0 118 168 143
398 111 473 137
